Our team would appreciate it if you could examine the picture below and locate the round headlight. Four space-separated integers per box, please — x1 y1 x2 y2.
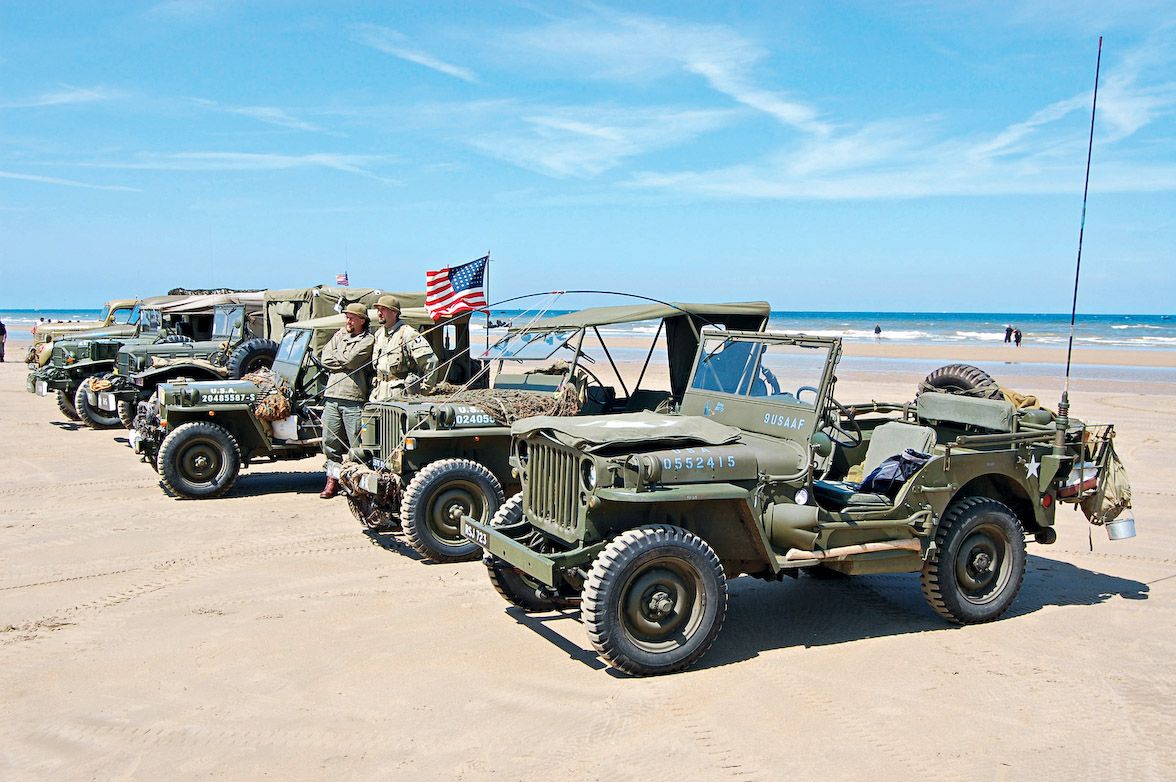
581 459 597 491
794 488 810 506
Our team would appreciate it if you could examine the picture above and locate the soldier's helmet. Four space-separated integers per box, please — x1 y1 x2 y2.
343 302 370 321
375 294 401 312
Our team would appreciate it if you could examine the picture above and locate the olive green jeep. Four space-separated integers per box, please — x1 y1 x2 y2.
338 301 770 564
133 301 475 500
461 330 1134 675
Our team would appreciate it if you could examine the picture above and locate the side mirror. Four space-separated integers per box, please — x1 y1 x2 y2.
810 431 833 459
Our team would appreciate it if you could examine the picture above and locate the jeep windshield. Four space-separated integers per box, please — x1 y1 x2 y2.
212 306 245 340
691 335 831 408
479 329 578 361
275 328 311 367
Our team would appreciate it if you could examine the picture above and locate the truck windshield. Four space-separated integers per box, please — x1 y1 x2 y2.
480 329 577 361
138 308 162 332
691 337 830 408
113 305 137 325
212 306 245 340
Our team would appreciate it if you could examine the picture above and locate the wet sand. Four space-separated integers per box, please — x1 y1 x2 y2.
1 346 1174 780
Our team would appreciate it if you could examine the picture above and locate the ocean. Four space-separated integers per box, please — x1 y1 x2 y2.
2 308 1173 350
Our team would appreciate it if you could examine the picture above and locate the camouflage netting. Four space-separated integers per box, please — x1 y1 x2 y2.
419 382 582 426
242 367 292 422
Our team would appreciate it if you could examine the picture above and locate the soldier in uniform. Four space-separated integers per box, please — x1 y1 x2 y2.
319 303 375 499
370 294 440 402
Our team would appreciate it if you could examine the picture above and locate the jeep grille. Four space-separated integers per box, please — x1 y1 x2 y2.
378 406 403 458
524 440 579 534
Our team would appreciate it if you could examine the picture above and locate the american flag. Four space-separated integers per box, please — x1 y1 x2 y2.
336 272 350 286
426 255 489 319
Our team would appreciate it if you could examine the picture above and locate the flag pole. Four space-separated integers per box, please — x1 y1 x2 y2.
484 249 491 353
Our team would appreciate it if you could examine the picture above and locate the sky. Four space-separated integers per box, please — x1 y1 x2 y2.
1 1 1174 312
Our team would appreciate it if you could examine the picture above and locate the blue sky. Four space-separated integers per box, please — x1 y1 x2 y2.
1 1 1173 312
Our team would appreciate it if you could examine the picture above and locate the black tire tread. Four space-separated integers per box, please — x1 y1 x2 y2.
74 377 122 429
399 458 505 563
921 496 1025 624
919 363 1003 400
157 421 242 500
227 338 279 379
582 525 727 676
56 390 81 421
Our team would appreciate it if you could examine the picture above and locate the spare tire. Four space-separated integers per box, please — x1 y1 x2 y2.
227 338 279 379
919 364 1003 399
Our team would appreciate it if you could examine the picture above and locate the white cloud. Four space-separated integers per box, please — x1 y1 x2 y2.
465 104 738 178
352 24 479 84
75 151 400 184
0 170 140 192
1 85 122 109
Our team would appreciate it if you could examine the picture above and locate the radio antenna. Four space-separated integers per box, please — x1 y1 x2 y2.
1057 36 1103 447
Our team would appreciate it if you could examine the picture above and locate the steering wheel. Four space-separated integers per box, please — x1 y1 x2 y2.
823 397 863 448
759 365 781 395
796 385 819 403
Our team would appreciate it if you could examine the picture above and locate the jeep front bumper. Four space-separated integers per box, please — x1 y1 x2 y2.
460 516 605 588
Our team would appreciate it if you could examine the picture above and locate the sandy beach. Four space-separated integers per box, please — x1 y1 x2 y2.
2 339 1174 780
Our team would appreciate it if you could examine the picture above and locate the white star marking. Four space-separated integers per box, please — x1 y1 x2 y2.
1025 456 1040 479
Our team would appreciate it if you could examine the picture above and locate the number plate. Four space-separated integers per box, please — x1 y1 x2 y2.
86 390 98 406
461 519 487 547
98 392 117 411
35 380 48 397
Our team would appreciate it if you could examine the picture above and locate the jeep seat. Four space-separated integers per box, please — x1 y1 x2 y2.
813 421 936 510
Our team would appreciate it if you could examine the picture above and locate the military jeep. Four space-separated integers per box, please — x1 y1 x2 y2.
135 301 465 500
461 330 1134 676
25 296 145 367
94 294 276 428
340 301 770 564
26 298 218 425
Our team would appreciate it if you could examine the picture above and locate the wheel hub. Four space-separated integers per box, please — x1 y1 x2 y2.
647 589 674 619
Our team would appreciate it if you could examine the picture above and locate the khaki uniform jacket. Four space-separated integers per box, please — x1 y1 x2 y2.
371 320 439 402
321 327 375 402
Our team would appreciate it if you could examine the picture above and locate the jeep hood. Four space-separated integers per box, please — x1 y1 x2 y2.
512 411 741 450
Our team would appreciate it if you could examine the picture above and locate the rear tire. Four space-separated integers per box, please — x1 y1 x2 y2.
228 338 279 379
582 525 727 676
921 497 1026 624
919 364 1003 399
56 390 81 421
117 400 137 429
158 421 241 499
74 377 122 429
400 459 505 563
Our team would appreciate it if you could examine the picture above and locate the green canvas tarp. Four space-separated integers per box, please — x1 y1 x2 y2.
263 286 428 342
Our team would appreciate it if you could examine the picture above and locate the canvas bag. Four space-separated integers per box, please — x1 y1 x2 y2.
859 448 932 498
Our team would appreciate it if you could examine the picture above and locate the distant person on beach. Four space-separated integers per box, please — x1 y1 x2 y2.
1004 324 1013 343
874 324 882 340
1014 327 1023 347
0 317 6 361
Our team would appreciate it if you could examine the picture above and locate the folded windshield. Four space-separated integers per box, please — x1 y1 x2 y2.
480 329 578 361
212 306 245 340
276 329 311 365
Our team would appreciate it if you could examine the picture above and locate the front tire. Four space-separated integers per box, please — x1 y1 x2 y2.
582 526 727 676
484 494 574 612
399 459 505 563
921 497 1026 624
56 390 81 421
74 377 122 429
158 421 241 499
117 400 137 429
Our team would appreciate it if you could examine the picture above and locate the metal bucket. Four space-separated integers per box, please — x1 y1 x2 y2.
1106 513 1137 541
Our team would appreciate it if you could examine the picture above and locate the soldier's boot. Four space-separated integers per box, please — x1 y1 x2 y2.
320 476 340 499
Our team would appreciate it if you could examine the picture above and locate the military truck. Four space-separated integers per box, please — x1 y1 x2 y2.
461 330 1135 675
340 301 770 565
90 293 275 428
133 299 476 500
26 296 221 424
24 297 143 366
